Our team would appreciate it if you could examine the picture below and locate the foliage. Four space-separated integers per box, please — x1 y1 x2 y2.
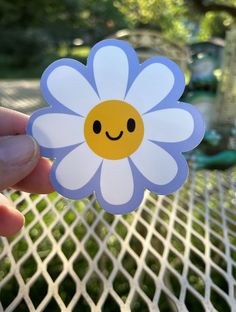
197 11 234 41
0 0 126 43
0 0 236 73
185 0 236 41
114 0 191 43
115 0 236 42
0 0 126 66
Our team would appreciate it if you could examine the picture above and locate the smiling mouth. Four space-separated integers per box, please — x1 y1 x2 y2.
105 131 123 141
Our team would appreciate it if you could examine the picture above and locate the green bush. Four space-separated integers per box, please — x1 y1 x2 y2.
0 28 52 67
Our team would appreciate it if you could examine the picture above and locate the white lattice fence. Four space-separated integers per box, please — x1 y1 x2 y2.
0 168 236 312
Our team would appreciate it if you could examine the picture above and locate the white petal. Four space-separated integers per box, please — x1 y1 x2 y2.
125 63 174 113
100 159 134 205
131 140 178 185
143 108 194 142
93 46 129 100
47 66 99 116
32 113 84 148
55 143 102 190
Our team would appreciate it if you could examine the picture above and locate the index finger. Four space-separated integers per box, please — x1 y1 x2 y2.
0 107 29 135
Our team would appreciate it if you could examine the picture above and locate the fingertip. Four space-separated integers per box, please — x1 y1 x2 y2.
13 157 54 194
0 194 25 237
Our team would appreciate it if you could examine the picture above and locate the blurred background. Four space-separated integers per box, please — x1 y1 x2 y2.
0 1 236 312
1 0 236 169
0 0 234 77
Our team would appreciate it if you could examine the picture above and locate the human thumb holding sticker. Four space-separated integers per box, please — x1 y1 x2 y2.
0 107 53 236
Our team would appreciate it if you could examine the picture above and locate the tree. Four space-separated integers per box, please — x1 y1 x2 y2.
0 0 127 66
187 0 236 17
184 0 236 40
114 0 191 43
1 0 236 68
115 0 236 42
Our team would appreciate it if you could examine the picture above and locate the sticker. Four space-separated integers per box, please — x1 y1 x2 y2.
27 39 205 214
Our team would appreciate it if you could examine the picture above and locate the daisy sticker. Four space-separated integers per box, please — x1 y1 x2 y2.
27 39 205 214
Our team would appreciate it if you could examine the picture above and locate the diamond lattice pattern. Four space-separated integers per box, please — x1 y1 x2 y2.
0 168 236 312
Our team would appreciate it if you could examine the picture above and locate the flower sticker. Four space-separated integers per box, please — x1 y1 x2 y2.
27 39 205 214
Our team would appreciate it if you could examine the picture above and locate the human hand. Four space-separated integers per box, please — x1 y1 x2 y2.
0 107 53 236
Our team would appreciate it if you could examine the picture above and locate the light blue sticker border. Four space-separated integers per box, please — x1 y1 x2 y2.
27 39 205 214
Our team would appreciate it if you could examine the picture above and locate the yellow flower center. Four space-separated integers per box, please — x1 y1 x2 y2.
84 100 144 160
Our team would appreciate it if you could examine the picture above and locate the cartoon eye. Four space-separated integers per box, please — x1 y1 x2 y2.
93 120 102 134
127 118 135 132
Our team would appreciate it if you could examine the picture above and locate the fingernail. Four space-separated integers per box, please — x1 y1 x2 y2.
0 135 39 166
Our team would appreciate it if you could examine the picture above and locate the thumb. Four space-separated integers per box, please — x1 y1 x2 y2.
0 135 40 190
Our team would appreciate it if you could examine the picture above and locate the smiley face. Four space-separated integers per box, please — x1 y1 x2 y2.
84 100 144 160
